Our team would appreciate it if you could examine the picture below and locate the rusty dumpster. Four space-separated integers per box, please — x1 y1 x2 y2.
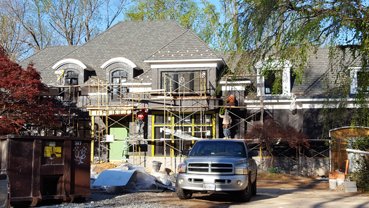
0 135 91 206
0 173 9 208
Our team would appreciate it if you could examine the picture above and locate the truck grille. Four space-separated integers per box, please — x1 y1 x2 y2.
187 163 233 174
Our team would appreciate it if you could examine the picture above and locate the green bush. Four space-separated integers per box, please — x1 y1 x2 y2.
268 167 282 174
350 137 369 192
351 161 369 192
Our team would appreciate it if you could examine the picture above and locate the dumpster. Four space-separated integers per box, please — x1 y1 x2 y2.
0 135 91 206
0 173 9 208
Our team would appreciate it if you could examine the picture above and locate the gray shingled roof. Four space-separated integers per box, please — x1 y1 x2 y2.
21 21 192 85
292 48 332 96
293 48 361 97
21 46 78 68
146 30 221 61
21 46 78 84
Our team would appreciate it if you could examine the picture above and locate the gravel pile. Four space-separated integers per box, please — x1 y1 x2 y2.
39 191 185 208
38 163 182 208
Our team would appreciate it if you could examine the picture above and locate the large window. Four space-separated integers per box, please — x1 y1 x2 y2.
161 71 207 93
256 62 291 96
63 70 79 102
152 113 214 156
264 70 283 95
111 70 128 100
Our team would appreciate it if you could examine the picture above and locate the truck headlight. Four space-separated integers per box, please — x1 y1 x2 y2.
177 163 187 173
235 167 249 175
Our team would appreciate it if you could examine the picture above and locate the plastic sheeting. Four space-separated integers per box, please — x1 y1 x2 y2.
92 164 174 193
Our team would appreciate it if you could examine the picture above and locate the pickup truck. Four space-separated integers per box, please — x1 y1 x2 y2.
176 139 257 202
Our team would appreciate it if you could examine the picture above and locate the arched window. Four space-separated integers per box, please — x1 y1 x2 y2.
62 69 80 102
65 70 79 85
111 70 128 100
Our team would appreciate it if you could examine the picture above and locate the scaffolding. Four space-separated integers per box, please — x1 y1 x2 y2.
78 72 330 175
219 74 330 175
83 73 262 168
83 72 216 169
85 79 149 164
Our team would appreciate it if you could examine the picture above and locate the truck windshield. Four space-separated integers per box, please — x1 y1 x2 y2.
189 141 246 157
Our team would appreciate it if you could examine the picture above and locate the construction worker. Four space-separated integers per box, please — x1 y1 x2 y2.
227 94 236 106
136 109 147 136
219 109 232 139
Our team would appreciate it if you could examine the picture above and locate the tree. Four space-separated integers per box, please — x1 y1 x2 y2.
245 118 309 168
0 48 64 135
125 0 222 47
214 0 243 51
102 0 128 30
229 0 369 127
0 0 52 59
225 1 369 76
46 0 129 44
0 0 129 60
0 13 27 61
126 0 200 28
350 137 369 191
44 0 100 45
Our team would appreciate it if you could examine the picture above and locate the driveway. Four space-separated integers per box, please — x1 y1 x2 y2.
38 179 369 208
204 187 369 208
158 179 369 208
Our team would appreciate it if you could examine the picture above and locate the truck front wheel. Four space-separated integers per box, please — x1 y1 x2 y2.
176 188 192 200
235 178 252 202
252 179 257 196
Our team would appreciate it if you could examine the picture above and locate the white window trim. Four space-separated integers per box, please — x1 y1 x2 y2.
100 57 137 69
151 63 217 68
144 58 223 63
256 60 291 96
244 97 365 109
349 67 368 94
52 58 87 70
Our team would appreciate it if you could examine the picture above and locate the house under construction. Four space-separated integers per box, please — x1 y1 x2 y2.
20 21 366 175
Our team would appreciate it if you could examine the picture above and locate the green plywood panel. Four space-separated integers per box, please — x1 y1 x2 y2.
109 127 128 161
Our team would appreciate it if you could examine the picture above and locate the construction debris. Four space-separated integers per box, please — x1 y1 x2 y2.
91 163 175 193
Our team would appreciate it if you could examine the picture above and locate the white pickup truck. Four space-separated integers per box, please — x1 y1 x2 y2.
176 139 258 202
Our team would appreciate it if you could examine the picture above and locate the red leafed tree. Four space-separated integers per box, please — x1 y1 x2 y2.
0 48 64 135
245 118 309 166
